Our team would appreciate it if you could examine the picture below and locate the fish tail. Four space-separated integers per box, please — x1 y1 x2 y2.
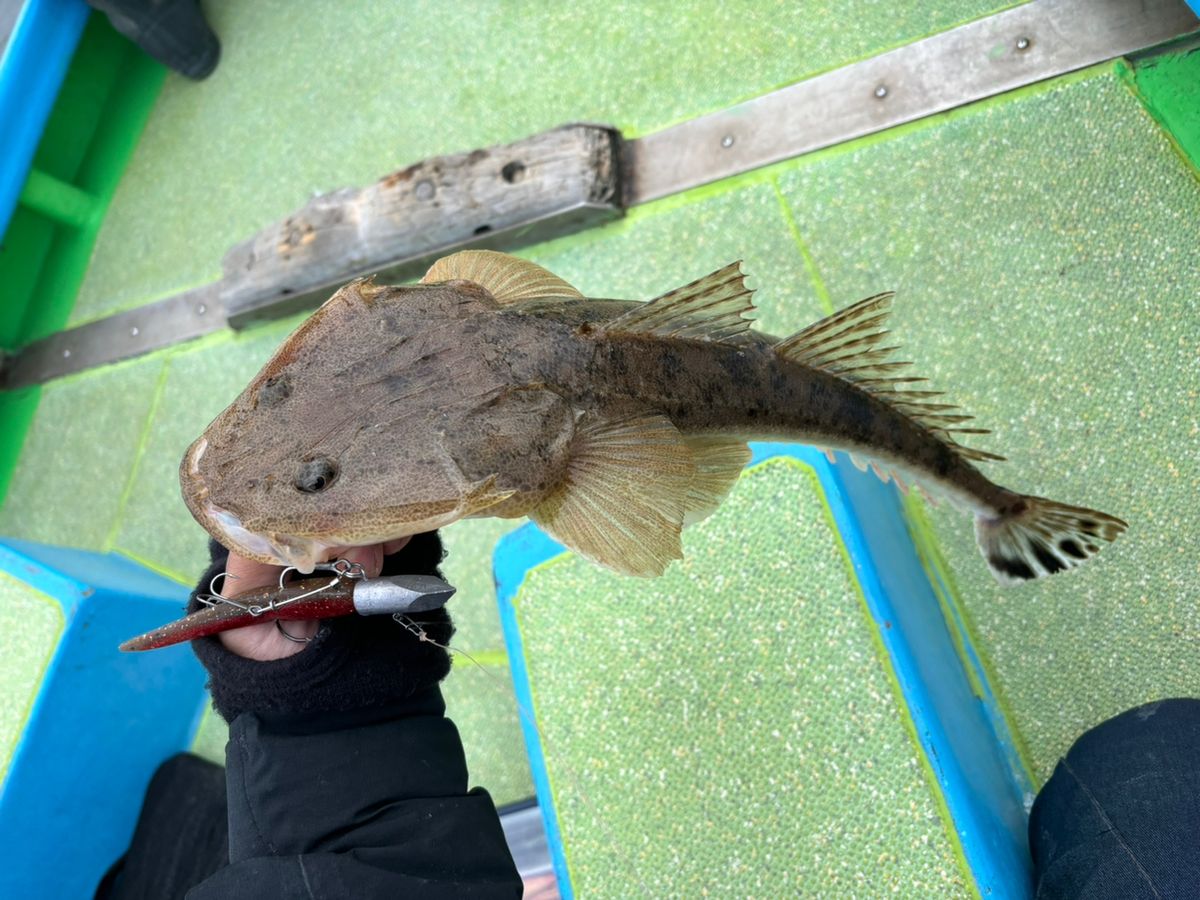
975 495 1127 584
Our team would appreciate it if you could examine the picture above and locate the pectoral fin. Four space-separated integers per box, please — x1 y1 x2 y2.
531 413 695 577
682 436 750 526
422 250 583 304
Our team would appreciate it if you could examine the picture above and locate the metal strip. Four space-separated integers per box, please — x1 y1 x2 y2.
2 285 224 388
624 0 1198 204
3 0 1195 388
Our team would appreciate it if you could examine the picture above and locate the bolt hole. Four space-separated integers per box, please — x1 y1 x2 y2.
501 161 526 183
473 224 492 236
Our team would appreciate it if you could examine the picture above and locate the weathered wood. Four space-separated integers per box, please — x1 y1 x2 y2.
222 124 624 326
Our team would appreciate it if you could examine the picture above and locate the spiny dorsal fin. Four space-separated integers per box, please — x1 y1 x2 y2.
777 292 1004 464
681 436 751 526
422 250 584 304
605 262 755 341
530 413 694 577
775 292 895 372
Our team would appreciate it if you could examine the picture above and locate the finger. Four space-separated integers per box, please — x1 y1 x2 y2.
323 543 385 578
382 536 412 556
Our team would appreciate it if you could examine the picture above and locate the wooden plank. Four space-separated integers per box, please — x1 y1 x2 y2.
223 124 624 326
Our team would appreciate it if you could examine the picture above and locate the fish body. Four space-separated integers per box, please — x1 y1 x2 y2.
182 251 1125 582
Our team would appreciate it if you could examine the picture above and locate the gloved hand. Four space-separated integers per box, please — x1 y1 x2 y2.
188 531 454 722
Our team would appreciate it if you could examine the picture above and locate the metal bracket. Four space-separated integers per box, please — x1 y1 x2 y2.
623 0 1199 204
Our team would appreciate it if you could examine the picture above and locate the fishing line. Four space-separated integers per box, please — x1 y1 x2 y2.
394 614 656 897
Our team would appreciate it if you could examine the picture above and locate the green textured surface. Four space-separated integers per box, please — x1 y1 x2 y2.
112 317 306 583
0 572 63 782
531 179 826 333
0 357 165 550
516 459 969 896
441 663 534 806
190 702 227 765
777 65 1200 783
73 0 1015 323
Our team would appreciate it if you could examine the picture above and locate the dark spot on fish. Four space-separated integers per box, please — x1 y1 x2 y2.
1079 518 1098 536
721 351 754 384
1030 539 1066 574
1086 544 1098 553
257 375 291 408
467 149 488 164
1001 498 1028 517
990 555 1036 580
295 458 339 493
660 348 684 380
474 224 492 236
1059 539 1087 560
501 161 526 183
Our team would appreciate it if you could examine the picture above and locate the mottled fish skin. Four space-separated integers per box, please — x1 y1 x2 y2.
492 299 1002 510
181 251 1125 580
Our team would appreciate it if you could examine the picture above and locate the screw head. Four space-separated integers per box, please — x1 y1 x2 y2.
1016 36 1030 50
62 348 71 359
196 303 207 315
415 179 436 200
130 326 140 337
874 84 888 99
720 134 735 148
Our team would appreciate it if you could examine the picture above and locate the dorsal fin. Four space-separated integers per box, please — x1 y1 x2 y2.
777 292 1004 464
421 250 584 304
605 262 755 341
775 292 896 373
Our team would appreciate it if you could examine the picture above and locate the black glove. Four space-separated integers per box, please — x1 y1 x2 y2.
189 532 454 723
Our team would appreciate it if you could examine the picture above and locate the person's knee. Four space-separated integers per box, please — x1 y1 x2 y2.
1030 699 1200 899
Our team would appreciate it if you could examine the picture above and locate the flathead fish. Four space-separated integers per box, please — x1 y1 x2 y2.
181 250 1125 581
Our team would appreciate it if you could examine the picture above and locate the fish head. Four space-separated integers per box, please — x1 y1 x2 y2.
180 276 513 572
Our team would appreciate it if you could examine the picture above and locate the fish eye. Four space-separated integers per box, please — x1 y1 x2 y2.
295 458 338 493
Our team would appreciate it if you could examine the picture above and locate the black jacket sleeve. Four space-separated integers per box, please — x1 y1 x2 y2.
185 537 522 898
186 691 522 899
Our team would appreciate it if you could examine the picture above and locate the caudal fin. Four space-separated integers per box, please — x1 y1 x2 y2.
975 496 1127 584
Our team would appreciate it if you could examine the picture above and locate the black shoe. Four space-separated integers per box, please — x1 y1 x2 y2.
95 753 229 899
88 0 220 80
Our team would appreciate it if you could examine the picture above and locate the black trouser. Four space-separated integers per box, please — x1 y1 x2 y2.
1030 698 1200 899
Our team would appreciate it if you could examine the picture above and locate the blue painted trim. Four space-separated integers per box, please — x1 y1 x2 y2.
493 444 1033 897
0 539 208 898
813 453 1033 896
0 0 90 239
494 530 574 900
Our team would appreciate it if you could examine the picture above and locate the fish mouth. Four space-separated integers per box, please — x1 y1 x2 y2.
183 437 329 573
205 501 330 574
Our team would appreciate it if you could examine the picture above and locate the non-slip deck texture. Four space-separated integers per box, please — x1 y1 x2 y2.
513 458 969 896
776 65 1200 782
0 572 62 782
71 0 1015 324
